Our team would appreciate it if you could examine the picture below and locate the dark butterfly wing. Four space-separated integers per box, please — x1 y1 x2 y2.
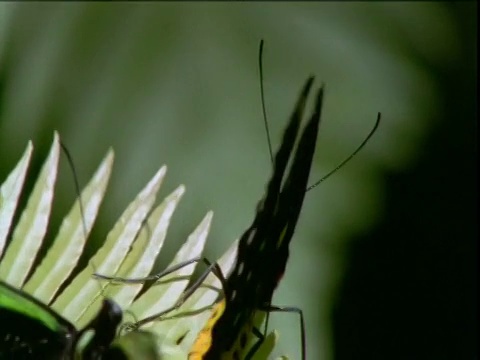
200 78 323 358
0 280 160 360
0 280 76 359
262 84 324 290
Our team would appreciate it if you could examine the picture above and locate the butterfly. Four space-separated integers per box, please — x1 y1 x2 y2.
188 76 323 360
0 279 159 359
88 43 378 360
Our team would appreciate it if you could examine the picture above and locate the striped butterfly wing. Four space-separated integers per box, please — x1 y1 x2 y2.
189 77 323 359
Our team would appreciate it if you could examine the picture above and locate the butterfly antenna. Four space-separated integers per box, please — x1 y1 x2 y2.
60 142 88 241
60 142 101 289
258 39 274 165
306 112 381 191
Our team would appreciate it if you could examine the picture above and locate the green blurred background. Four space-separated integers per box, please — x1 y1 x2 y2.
0 3 476 359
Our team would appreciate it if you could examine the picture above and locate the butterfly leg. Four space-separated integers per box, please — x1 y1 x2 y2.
128 259 227 329
92 256 215 284
246 304 306 360
244 325 266 360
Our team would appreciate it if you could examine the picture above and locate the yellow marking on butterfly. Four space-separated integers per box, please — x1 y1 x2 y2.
276 224 289 249
221 316 258 360
189 300 262 360
188 300 226 359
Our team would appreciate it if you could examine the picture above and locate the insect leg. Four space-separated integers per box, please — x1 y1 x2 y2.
248 304 306 360
129 259 227 329
92 256 211 284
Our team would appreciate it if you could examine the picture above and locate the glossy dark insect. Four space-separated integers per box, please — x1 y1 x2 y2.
0 280 159 359
188 76 323 360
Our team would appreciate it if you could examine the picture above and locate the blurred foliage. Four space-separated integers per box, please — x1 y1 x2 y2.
332 3 476 359
0 3 469 359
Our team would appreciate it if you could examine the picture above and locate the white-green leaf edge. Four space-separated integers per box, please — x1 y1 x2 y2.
0 133 59 286
0 140 33 255
0 134 282 358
